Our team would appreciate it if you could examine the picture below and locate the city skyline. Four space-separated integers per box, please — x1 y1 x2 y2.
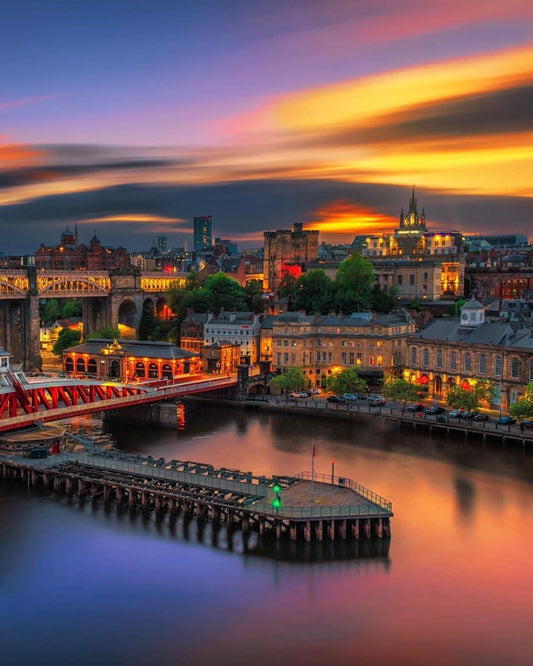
1 1 533 253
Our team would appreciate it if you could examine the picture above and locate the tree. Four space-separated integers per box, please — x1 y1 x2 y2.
326 368 367 395
292 269 333 314
371 284 399 313
333 253 375 314
446 380 494 411
61 299 82 319
52 328 81 356
278 272 296 299
244 280 265 313
509 382 533 419
138 300 156 340
87 327 121 340
270 368 308 394
382 378 419 411
40 299 61 325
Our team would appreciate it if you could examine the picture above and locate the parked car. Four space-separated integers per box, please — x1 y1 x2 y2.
521 419 533 429
407 403 425 412
342 393 358 401
496 415 516 425
311 388 321 395
327 395 345 404
368 395 386 407
473 413 489 421
290 391 307 398
425 406 445 415
449 409 466 419
354 393 367 400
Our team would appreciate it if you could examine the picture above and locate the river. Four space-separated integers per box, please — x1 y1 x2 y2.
1 400 533 666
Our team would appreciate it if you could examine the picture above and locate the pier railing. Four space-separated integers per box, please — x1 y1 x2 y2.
296 471 393 512
249 499 392 519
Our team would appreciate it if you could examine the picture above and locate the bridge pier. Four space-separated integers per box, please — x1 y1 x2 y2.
352 519 360 539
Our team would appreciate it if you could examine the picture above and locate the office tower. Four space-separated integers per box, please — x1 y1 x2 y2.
194 216 212 253
152 236 167 253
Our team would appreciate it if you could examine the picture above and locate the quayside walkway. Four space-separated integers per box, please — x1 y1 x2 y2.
0 450 392 542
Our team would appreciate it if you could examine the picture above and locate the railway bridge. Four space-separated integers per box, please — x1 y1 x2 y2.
0 267 187 368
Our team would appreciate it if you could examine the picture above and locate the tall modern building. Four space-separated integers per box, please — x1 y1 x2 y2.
151 236 167 253
194 216 213 253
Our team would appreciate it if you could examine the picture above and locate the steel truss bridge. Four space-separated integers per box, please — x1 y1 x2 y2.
0 372 236 432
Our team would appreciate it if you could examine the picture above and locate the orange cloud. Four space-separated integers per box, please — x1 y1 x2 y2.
84 214 185 225
307 201 398 241
0 139 43 168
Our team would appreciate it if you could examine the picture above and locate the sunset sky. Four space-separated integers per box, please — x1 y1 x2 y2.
1 0 533 253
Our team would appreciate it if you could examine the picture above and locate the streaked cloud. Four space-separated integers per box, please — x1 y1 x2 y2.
307 201 399 241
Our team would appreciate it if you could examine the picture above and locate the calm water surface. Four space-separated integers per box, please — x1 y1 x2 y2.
1 401 533 666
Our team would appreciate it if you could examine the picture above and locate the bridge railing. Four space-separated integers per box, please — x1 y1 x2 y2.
248 499 392 519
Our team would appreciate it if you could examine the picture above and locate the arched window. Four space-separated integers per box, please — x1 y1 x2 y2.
65 357 74 373
423 348 429 367
148 362 158 378
410 347 417 365
87 359 97 375
449 351 457 372
464 353 472 373
162 363 173 379
135 361 145 378
511 357 520 379
478 354 487 375
76 358 86 373
436 350 443 369
529 359 533 381
495 356 502 377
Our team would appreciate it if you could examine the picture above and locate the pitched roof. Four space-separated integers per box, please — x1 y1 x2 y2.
64 339 199 359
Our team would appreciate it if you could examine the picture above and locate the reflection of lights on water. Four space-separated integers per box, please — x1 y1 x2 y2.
176 402 186 431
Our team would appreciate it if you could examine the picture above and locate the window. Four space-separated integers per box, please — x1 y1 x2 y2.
511 357 520 379
423 348 429 367
530 359 533 381
398 275 403 285
283 353 289 364
369 355 375 365
479 354 487 375
464 353 472 373
436 350 443 369
410 274 415 285
349 352 355 364
341 352 347 365
356 352 362 364
411 347 417 365
450 351 457 372
495 355 502 377
276 340 281 347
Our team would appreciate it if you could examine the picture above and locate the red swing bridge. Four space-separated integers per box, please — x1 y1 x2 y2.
0 370 237 432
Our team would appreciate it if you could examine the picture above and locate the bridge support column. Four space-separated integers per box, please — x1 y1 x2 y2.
103 485 110 504
328 519 336 540
383 517 391 537
352 519 360 540
129 490 136 508
258 517 265 535
375 518 383 538
315 520 323 541
275 521 282 540
242 515 249 533
141 491 148 509
66 477 73 496
116 487 123 504
363 519 371 538
290 522 297 541
304 520 311 542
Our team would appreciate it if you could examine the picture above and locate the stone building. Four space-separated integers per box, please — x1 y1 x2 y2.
204 311 262 364
35 228 131 272
360 188 464 299
180 311 211 355
203 340 241 375
270 310 415 388
406 299 533 410
263 222 319 292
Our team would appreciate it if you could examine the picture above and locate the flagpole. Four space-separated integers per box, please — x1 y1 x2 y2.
311 438 315 503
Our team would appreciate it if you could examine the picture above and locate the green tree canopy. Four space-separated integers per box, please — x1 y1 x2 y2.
333 252 375 314
168 272 248 318
270 368 309 393
371 284 399 313
326 368 367 395
40 299 61 325
244 280 265 313
509 382 533 419
278 271 296 299
60 299 83 319
52 328 81 356
382 378 419 407
446 380 494 411
292 269 334 314
138 300 155 340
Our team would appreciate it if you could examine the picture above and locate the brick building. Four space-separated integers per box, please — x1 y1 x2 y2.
263 223 319 292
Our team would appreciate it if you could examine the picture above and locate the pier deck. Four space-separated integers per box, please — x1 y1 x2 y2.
0 449 392 542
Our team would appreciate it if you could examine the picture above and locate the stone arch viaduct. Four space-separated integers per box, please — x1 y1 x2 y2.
0 268 186 370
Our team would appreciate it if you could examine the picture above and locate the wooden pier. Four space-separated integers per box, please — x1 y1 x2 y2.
0 450 392 543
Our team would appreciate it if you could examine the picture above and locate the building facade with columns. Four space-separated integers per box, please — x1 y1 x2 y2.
406 299 533 411
271 310 415 387
62 339 201 381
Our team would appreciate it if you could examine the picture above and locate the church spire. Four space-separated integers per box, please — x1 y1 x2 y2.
408 186 417 216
